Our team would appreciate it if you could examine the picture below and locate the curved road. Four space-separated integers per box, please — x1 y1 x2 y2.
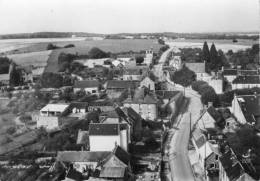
153 44 203 181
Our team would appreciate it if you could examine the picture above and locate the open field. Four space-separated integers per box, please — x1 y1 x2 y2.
7 50 52 67
167 38 257 52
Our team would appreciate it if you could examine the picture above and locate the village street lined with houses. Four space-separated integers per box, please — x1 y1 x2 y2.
0 1 259 179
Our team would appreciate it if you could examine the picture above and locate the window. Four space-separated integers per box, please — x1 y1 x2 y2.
92 90 96 93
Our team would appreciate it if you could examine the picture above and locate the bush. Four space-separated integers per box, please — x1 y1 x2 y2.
191 81 207 92
6 126 16 135
64 44 75 48
20 115 32 123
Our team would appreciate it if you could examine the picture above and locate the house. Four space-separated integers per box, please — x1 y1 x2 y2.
105 80 139 99
231 75 260 90
18 65 33 83
222 68 237 83
32 67 45 83
57 151 111 173
191 128 220 179
208 77 223 94
76 130 89 145
36 103 70 130
99 145 131 181
73 80 100 94
89 123 129 151
88 100 114 112
185 62 210 81
123 68 143 81
219 146 255 181
231 94 260 127
123 88 158 120
74 58 111 68
223 117 239 133
196 104 224 130
169 56 183 70
140 76 155 91
0 73 10 86
68 102 88 118
144 49 153 65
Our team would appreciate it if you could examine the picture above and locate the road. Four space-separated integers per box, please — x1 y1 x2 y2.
168 88 202 181
153 44 202 181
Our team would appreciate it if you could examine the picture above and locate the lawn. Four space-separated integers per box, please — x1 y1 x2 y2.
7 50 52 67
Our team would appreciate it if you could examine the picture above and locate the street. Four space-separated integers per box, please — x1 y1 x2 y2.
154 44 203 181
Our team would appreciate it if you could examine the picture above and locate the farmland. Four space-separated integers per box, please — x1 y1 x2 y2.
7 50 52 67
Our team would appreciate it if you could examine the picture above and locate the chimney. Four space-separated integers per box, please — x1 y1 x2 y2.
128 88 132 100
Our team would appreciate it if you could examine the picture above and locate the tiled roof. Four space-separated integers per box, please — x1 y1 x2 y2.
76 130 89 144
69 102 88 109
106 80 139 89
57 151 110 162
207 106 223 123
113 145 130 165
89 123 120 136
185 62 205 73
74 80 100 88
223 69 237 76
124 68 143 75
88 100 114 107
219 148 245 181
99 167 125 178
232 76 260 84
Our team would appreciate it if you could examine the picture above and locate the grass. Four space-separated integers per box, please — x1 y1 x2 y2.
7 50 52 67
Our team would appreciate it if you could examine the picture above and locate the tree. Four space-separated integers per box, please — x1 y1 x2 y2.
46 43 59 50
135 56 144 64
200 86 218 106
40 72 63 88
170 66 196 87
0 57 11 74
202 42 210 63
64 44 75 48
158 39 165 45
9 63 22 87
191 81 207 92
88 47 109 59
209 43 219 71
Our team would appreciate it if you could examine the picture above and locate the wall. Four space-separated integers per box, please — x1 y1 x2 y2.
198 112 216 130
231 97 247 124
231 83 260 90
73 87 99 94
140 78 155 91
208 79 223 94
89 135 120 151
74 161 98 173
36 116 59 130
123 74 141 81
124 103 157 120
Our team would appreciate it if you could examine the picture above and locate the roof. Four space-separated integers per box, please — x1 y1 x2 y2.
238 69 259 76
192 128 206 148
232 76 260 84
66 169 82 180
99 167 125 178
89 123 120 136
124 68 143 75
88 100 114 107
223 69 237 76
57 151 110 162
185 62 206 73
123 88 157 104
40 103 69 113
0 74 9 81
76 130 89 144
106 80 139 89
113 145 130 165
69 102 88 109
121 107 142 123
32 67 45 76
207 106 223 123
100 110 120 118
219 148 245 181
74 80 100 88
236 94 260 123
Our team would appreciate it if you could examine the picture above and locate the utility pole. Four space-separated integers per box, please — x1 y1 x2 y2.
189 111 192 137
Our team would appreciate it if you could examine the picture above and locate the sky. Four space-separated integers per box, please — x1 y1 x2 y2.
0 0 259 34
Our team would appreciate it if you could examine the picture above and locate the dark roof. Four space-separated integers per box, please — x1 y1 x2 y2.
57 151 110 162
122 107 142 123
232 76 260 84
236 95 260 123
88 100 114 107
223 69 237 76
113 145 130 165
99 167 125 178
219 148 245 181
69 102 88 109
155 90 180 100
66 169 82 181
100 110 120 118
238 70 259 76
106 80 139 89
207 106 223 123
74 80 100 88
89 123 120 135
123 88 157 104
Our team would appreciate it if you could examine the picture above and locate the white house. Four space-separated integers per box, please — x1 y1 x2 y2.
123 68 143 81
89 123 129 152
123 88 158 120
196 105 223 130
185 62 211 81
73 80 100 94
231 75 260 90
144 49 153 65
140 76 155 91
40 103 70 117
208 78 223 94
